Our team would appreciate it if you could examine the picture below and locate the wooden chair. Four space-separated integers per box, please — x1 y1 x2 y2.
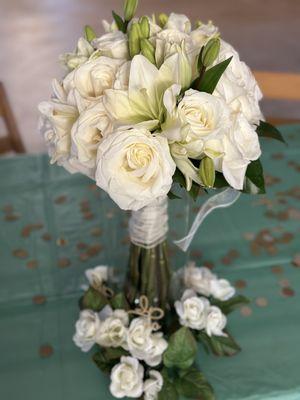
0 82 25 154
253 71 300 124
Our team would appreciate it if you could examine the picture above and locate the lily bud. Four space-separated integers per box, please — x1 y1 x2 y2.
129 22 141 58
158 13 168 28
199 157 215 188
124 0 138 21
139 16 150 39
84 25 96 43
140 38 156 64
201 37 220 67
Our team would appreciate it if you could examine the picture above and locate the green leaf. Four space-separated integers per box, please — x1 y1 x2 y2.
173 168 186 187
199 57 233 94
256 120 286 144
84 25 96 43
110 292 129 310
211 294 250 314
158 370 179 400
82 287 107 311
93 347 129 374
112 11 126 33
214 172 229 189
177 368 215 399
163 327 197 369
198 332 241 357
189 182 201 201
243 159 265 194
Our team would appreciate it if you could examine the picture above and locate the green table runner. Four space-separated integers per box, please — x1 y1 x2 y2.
1 125 300 400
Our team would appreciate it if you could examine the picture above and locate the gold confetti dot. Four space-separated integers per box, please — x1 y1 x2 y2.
26 260 38 269
54 195 68 204
281 287 295 297
33 295 46 305
203 261 214 270
5 213 21 221
42 233 52 241
279 279 290 288
83 211 94 220
221 256 231 265
271 265 284 275
57 258 71 268
79 253 89 262
39 344 53 358
292 254 300 268
106 211 115 219
191 250 202 259
56 238 68 247
77 242 87 250
87 244 102 256
235 279 247 289
13 249 29 259
228 249 239 258
240 306 252 317
255 297 268 307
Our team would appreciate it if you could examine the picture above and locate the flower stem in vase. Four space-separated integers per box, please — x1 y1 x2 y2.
125 197 171 309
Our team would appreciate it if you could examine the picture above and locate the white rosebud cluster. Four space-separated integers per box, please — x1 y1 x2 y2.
73 266 166 399
175 289 227 336
184 262 236 301
39 12 264 210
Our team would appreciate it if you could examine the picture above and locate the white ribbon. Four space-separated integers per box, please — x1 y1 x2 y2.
174 188 241 252
129 196 168 249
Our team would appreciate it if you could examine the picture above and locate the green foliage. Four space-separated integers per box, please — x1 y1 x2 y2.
198 57 233 94
256 120 286 144
124 0 139 22
110 292 129 310
199 157 215 188
167 190 181 200
84 25 96 42
176 368 215 399
140 38 156 64
93 347 129 374
198 332 241 357
112 11 127 33
163 327 197 369
158 369 179 400
201 38 221 67
243 159 265 194
82 287 107 311
129 22 141 58
211 294 250 314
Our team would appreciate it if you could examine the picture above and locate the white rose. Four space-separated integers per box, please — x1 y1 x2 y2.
110 356 144 398
96 127 176 211
127 318 168 366
177 89 231 141
73 309 101 352
210 279 235 301
72 56 124 102
144 370 163 400
38 83 78 165
216 40 263 125
114 61 131 90
175 289 209 330
166 13 191 33
85 265 108 289
231 114 261 161
205 306 227 337
70 100 113 174
184 264 216 296
93 31 129 59
59 37 94 71
96 305 129 348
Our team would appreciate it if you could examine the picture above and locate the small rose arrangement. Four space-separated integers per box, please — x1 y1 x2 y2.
74 263 249 399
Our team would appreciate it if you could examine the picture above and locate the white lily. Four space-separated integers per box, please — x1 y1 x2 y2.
103 53 192 131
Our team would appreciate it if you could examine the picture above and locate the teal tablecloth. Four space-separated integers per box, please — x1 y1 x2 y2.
1 125 300 400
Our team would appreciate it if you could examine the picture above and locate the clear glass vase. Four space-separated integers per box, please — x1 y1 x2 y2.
125 197 171 309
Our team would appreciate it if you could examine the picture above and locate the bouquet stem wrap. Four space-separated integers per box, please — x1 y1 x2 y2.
126 197 171 308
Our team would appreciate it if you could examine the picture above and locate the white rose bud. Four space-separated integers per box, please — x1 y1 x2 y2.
73 310 101 352
93 31 129 60
144 370 164 400
85 265 109 290
184 264 216 297
96 305 129 348
110 356 144 398
96 127 176 211
206 306 227 337
175 289 209 330
210 279 236 301
127 317 168 366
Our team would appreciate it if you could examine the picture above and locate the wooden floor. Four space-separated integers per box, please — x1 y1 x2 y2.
0 0 299 152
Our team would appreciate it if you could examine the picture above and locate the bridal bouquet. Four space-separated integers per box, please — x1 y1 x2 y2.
38 0 284 398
